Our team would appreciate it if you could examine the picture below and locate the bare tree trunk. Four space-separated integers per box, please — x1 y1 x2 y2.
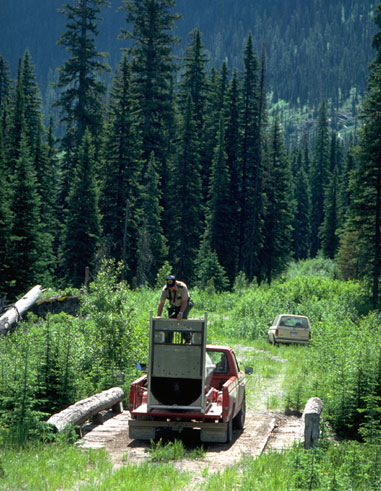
0 285 44 334
47 387 124 433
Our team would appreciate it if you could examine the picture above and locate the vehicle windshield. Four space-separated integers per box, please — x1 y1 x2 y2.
279 316 308 328
208 351 229 374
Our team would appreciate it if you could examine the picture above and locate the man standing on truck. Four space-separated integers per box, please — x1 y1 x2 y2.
157 275 193 320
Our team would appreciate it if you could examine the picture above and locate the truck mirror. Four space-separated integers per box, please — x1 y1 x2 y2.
136 363 147 371
245 367 253 375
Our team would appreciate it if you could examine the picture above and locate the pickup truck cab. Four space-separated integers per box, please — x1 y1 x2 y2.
267 314 311 345
128 315 249 443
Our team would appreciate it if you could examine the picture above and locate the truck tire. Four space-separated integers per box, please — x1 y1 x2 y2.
233 396 246 430
225 417 233 443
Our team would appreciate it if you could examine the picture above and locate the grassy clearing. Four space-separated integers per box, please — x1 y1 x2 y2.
0 442 111 490
0 440 192 491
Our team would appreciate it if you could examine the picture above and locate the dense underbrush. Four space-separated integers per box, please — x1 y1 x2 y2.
0 257 380 489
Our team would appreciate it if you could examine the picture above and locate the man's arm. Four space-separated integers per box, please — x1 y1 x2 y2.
177 298 187 319
157 299 165 317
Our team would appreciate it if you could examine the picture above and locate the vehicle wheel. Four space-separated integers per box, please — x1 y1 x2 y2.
225 417 233 443
233 397 246 430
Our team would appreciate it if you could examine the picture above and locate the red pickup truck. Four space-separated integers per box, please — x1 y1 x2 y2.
128 316 250 443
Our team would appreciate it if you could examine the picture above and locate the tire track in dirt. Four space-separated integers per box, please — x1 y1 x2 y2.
78 345 303 486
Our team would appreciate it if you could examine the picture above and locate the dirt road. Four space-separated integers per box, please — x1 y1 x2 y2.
78 347 303 483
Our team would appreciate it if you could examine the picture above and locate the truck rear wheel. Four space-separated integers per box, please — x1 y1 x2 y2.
225 417 233 443
233 397 246 430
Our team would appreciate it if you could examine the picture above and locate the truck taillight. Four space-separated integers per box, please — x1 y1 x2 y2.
222 388 229 420
129 386 135 411
275 329 279 336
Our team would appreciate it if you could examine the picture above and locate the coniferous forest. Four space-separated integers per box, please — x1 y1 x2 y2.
0 0 381 304
0 0 380 307
1 2 381 488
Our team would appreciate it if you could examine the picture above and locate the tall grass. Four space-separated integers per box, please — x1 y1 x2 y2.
0 440 192 491
202 439 380 490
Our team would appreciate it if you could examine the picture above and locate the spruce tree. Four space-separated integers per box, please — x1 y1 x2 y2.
292 149 312 260
310 102 330 256
338 4 381 306
6 60 24 175
46 117 63 259
239 33 262 281
195 231 229 292
179 28 208 138
224 71 241 280
32 128 57 284
61 129 101 287
320 131 343 259
20 51 44 154
0 55 11 138
120 0 180 170
206 115 235 285
261 117 293 283
167 94 202 283
100 54 142 281
136 153 167 286
10 132 43 296
0 130 13 295
320 165 339 259
201 64 228 202
55 0 110 198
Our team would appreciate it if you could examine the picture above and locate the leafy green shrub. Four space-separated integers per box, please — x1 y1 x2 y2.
80 260 150 390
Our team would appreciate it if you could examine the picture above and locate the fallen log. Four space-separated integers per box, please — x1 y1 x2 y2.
0 285 44 334
302 397 323 448
47 387 124 434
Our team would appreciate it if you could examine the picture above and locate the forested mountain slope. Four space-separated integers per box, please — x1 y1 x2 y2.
0 0 376 107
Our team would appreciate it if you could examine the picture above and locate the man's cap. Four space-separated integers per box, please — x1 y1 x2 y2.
166 275 176 287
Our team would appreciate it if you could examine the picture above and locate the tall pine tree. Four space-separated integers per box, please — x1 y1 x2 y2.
120 0 179 171
224 71 241 281
239 33 262 281
0 130 13 296
206 114 234 286
61 129 101 287
136 153 167 286
55 0 110 199
10 132 43 296
261 117 293 283
310 102 330 256
338 4 381 306
167 94 202 283
292 147 312 260
100 54 142 282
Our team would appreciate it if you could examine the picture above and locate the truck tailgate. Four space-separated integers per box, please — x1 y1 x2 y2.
131 402 223 420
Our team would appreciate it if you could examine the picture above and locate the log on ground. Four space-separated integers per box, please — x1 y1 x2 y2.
302 397 323 448
47 387 124 433
0 285 44 334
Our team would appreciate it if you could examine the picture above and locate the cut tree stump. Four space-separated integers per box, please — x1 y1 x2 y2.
302 397 323 448
0 285 44 334
47 387 124 434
